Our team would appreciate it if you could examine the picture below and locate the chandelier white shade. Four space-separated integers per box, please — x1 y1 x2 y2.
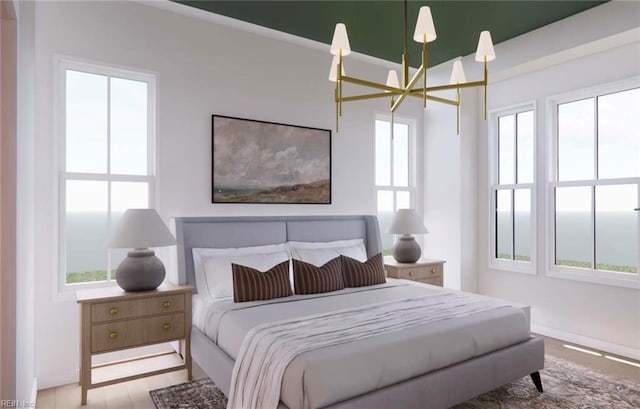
328 0 496 132
386 70 400 89
449 59 467 84
475 30 496 62
412 6 437 43
330 23 351 56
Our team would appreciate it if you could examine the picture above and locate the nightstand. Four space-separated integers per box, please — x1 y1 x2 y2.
384 257 445 286
76 283 193 405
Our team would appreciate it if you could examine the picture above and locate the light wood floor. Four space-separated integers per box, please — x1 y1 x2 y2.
37 336 639 408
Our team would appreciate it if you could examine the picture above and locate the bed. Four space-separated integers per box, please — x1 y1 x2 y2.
170 215 544 409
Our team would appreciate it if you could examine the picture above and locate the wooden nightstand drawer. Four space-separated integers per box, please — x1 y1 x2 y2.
92 298 146 323
146 313 185 343
91 317 148 353
146 294 185 316
396 265 442 280
91 312 185 353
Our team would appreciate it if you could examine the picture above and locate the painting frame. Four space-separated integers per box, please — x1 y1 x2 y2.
211 115 332 204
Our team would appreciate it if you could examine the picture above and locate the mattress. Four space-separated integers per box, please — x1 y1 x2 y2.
194 280 530 409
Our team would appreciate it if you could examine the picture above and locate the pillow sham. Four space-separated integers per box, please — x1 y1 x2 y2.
341 253 386 288
232 261 292 303
293 257 344 295
288 238 367 267
192 243 288 298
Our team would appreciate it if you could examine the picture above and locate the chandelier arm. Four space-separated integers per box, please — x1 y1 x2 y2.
340 75 402 93
391 66 426 112
407 93 459 106
339 92 397 102
410 79 486 94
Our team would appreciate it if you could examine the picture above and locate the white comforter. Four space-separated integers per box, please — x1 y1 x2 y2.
194 281 530 409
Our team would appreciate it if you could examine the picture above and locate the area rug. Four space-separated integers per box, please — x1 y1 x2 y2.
149 354 640 409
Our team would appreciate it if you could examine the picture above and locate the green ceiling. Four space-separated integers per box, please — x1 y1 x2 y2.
175 0 607 67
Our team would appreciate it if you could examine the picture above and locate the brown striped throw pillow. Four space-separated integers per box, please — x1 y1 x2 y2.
293 257 344 295
341 253 386 287
232 260 292 302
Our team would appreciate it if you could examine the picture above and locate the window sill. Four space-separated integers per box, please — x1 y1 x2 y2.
54 280 119 302
546 267 640 290
489 259 536 275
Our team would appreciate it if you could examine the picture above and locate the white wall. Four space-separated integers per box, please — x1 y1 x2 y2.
423 71 479 292
30 0 424 388
475 4 640 358
16 0 36 402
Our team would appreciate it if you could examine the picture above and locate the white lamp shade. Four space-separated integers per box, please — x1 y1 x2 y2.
449 59 467 84
107 209 176 249
387 209 429 235
330 23 351 56
413 6 437 43
475 30 496 62
385 69 400 90
328 56 346 82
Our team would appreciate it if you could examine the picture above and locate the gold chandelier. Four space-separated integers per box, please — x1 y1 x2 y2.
328 0 496 133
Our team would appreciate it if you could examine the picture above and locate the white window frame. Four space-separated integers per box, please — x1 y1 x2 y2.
546 77 640 289
374 113 418 248
488 102 537 275
54 56 157 296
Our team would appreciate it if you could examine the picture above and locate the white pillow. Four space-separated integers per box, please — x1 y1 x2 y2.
288 239 367 267
192 244 288 298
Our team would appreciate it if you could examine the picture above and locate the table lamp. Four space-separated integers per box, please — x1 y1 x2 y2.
107 208 176 291
387 208 429 263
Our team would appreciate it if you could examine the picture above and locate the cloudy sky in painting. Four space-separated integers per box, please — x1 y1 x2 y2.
213 117 330 189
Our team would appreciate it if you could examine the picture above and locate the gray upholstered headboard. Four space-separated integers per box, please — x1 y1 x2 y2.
170 215 382 289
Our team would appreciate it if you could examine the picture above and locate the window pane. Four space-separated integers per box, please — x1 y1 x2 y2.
498 115 515 184
110 182 150 275
65 180 108 283
377 190 394 252
598 88 640 179
110 77 149 175
517 111 534 184
558 98 594 181
375 120 391 186
66 70 108 173
393 123 409 187
555 186 592 268
595 185 638 274
514 189 531 261
496 189 512 259
396 191 410 210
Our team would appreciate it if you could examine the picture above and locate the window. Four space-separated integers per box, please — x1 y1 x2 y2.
375 117 415 252
490 106 535 271
550 85 640 283
58 60 155 287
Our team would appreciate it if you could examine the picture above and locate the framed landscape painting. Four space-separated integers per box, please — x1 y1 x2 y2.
212 115 331 204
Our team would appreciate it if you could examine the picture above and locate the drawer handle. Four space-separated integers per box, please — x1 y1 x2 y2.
109 307 118 316
162 323 171 331
408 271 414 277
108 331 118 340
162 301 171 309
431 268 436 273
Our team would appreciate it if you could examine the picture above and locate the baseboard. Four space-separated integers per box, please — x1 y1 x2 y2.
37 370 77 390
532 324 640 361
30 378 38 405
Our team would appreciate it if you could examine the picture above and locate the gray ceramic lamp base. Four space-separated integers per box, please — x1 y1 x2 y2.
115 248 166 292
392 234 422 263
